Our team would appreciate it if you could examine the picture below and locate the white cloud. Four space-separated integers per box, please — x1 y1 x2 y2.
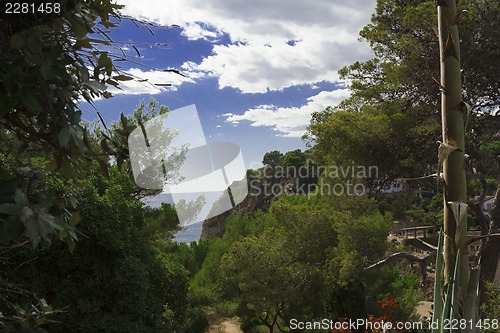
224 88 351 137
106 68 198 96
118 0 376 93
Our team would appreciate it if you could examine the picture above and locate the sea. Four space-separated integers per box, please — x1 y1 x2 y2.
142 192 222 243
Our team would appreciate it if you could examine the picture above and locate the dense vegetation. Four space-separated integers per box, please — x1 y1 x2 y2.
0 0 498 332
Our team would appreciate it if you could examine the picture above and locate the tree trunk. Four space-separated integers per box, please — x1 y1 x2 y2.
437 0 468 289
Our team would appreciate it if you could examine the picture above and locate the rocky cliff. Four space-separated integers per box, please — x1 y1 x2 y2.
199 176 270 240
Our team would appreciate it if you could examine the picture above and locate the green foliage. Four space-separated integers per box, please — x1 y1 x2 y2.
154 240 208 278
3 166 175 332
0 88 202 331
191 238 232 303
141 203 180 240
280 149 306 169
480 282 500 333
308 100 438 184
365 267 424 321
329 212 392 281
0 0 195 329
390 271 424 320
307 0 500 188
0 0 126 247
0 0 126 260
327 280 368 321
2 164 208 333
219 228 317 327
262 150 283 167
193 193 392 332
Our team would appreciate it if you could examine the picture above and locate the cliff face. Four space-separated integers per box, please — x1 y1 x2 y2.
199 171 315 240
199 177 269 240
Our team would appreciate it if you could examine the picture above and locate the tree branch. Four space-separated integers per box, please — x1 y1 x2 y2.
364 251 436 271
364 251 437 286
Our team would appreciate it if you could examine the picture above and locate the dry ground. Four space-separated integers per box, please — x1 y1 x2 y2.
205 313 243 333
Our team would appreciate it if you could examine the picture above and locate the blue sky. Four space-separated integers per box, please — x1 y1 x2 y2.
79 0 376 169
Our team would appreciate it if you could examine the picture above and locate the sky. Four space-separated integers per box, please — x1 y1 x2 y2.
79 0 377 169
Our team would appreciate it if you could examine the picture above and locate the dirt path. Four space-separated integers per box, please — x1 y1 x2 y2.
415 301 433 321
205 316 243 333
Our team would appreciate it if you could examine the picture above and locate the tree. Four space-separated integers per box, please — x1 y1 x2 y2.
0 0 181 248
307 0 500 188
219 229 311 333
262 150 283 168
344 0 499 110
6 163 199 333
211 193 391 332
307 1 500 308
0 1 194 330
0 0 124 263
1 96 205 331
308 102 436 185
281 149 306 169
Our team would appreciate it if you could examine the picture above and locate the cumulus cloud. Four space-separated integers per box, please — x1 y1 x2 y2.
106 68 199 96
118 0 376 93
224 88 351 137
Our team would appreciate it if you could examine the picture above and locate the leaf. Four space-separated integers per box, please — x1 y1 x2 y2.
20 206 34 222
0 96 17 116
69 195 78 209
10 34 25 49
120 112 128 128
60 162 80 179
37 214 54 240
0 203 19 215
45 159 58 172
71 111 82 125
39 211 65 231
163 69 185 77
25 216 41 248
113 75 134 81
132 45 141 57
447 201 468 227
41 65 55 80
74 37 92 49
70 18 88 38
97 52 112 71
22 95 43 112
105 78 120 87
69 211 81 226
102 91 113 98
100 139 112 153
58 229 68 238
0 221 10 244
437 141 459 181
82 128 90 151
97 159 110 179
463 268 480 324
66 236 76 253
432 230 443 332
58 127 71 147
85 80 107 93
14 189 27 206
450 252 462 320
